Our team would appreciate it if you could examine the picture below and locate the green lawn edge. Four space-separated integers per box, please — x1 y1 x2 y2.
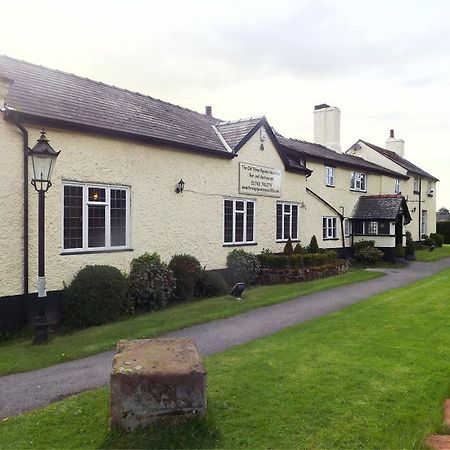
0 269 381 376
415 244 450 262
2 267 450 449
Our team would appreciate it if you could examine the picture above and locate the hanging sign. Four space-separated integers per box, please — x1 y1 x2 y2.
239 162 282 197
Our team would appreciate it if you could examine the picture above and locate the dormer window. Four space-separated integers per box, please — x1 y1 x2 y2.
394 179 401 194
350 171 366 191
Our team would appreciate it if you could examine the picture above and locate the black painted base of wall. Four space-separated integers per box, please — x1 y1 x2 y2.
0 290 63 333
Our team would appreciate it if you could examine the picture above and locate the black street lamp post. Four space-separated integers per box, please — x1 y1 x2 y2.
28 130 60 343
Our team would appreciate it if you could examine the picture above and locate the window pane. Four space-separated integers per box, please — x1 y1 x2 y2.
292 205 298 239
88 187 105 202
236 201 244 211
378 221 390 235
235 211 244 242
111 189 127 246
246 202 254 242
276 204 283 240
63 185 83 249
224 200 233 243
88 205 106 247
283 209 291 240
323 217 327 239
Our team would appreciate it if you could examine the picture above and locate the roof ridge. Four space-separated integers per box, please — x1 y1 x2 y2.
217 116 263 126
0 54 219 122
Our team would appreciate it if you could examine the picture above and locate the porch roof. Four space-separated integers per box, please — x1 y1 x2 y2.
351 195 411 224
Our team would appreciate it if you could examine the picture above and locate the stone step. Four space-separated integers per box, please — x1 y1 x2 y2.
425 435 450 450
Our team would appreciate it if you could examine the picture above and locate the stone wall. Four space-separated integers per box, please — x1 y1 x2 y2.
258 260 349 285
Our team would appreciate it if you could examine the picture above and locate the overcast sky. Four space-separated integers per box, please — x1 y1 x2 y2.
3 0 449 207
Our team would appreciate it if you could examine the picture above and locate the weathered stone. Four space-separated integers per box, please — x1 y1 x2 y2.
109 338 206 431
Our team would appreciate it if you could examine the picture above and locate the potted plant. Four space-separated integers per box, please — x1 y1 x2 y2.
393 243 406 264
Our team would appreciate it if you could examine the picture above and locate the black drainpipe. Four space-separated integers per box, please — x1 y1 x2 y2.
10 114 29 300
418 178 422 240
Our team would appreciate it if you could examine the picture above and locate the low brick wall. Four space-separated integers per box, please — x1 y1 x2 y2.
258 260 350 285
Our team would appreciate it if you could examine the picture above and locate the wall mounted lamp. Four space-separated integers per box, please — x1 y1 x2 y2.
175 179 185 193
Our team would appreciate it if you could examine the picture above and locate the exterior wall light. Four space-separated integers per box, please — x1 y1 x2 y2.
175 179 185 193
28 130 60 343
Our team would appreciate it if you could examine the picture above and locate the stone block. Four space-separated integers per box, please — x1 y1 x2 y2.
110 338 206 431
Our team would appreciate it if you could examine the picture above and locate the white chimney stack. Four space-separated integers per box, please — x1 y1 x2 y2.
313 104 341 152
385 129 405 157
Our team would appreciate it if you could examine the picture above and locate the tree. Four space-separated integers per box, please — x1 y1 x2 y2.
438 207 449 214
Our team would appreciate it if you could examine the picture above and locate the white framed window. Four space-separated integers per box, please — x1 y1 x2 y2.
344 218 352 237
325 166 335 186
413 177 419 193
224 198 255 245
276 202 299 241
323 217 337 239
62 183 130 252
421 210 428 236
394 179 401 194
365 221 378 235
350 171 366 191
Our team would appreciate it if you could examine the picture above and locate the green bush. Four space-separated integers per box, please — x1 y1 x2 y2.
258 251 337 269
424 236 436 247
283 238 294 256
195 270 228 298
430 233 444 247
405 232 415 256
394 243 405 258
437 221 450 244
353 240 376 253
128 253 176 311
303 251 337 267
63 265 127 328
226 249 261 285
354 246 384 264
308 235 320 254
169 254 202 302
293 243 305 254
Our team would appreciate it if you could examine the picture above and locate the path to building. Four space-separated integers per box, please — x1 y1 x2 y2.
2 258 450 419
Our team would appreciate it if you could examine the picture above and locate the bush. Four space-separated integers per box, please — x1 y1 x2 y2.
293 243 305 254
405 232 415 256
437 221 450 244
169 254 202 302
63 265 127 328
353 240 375 253
258 251 337 269
354 246 384 264
308 235 320 254
303 251 337 267
128 253 176 311
424 236 436 247
394 243 405 258
430 233 444 247
195 270 228 298
283 238 294 256
227 249 261 285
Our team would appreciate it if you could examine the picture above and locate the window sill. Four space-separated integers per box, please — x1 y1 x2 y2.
413 190 420 195
323 237 339 241
223 242 258 247
326 184 335 188
61 248 134 256
350 189 367 193
276 239 300 243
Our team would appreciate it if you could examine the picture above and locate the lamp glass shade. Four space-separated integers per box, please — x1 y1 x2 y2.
31 152 57 190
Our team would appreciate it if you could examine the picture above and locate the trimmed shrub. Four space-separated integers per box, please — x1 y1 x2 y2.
258 251 337 269
394 243 405 258
226 249 261 285
308 235 320 254
437 221 450 244
354 246 384 264
283 238 294 256
303 251 337 267
63 265 127 328
169 254 202 302
128 253 176 311
424 236 436 247
195 270 228 298
430 233 444 247
353 240 376 253
405 231 415 256
293 243 305 254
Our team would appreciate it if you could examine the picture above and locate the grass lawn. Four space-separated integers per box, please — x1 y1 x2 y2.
416 244 450 262
0 269 380 376
2 267 450 449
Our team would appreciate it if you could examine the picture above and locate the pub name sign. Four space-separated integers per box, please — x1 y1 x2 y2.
239 163 282 197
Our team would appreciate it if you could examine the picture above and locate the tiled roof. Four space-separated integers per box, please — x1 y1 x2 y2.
216 118 262 150
0 55 230 156
276 134 409 179
360 140 439 181
351 195 411 223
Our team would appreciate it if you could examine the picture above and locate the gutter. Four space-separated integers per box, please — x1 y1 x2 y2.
6 111 29 299
306 187 346 250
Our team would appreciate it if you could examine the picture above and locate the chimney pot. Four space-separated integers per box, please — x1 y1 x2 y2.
314 103 330 111
205 106 212 117
390 129 395 138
